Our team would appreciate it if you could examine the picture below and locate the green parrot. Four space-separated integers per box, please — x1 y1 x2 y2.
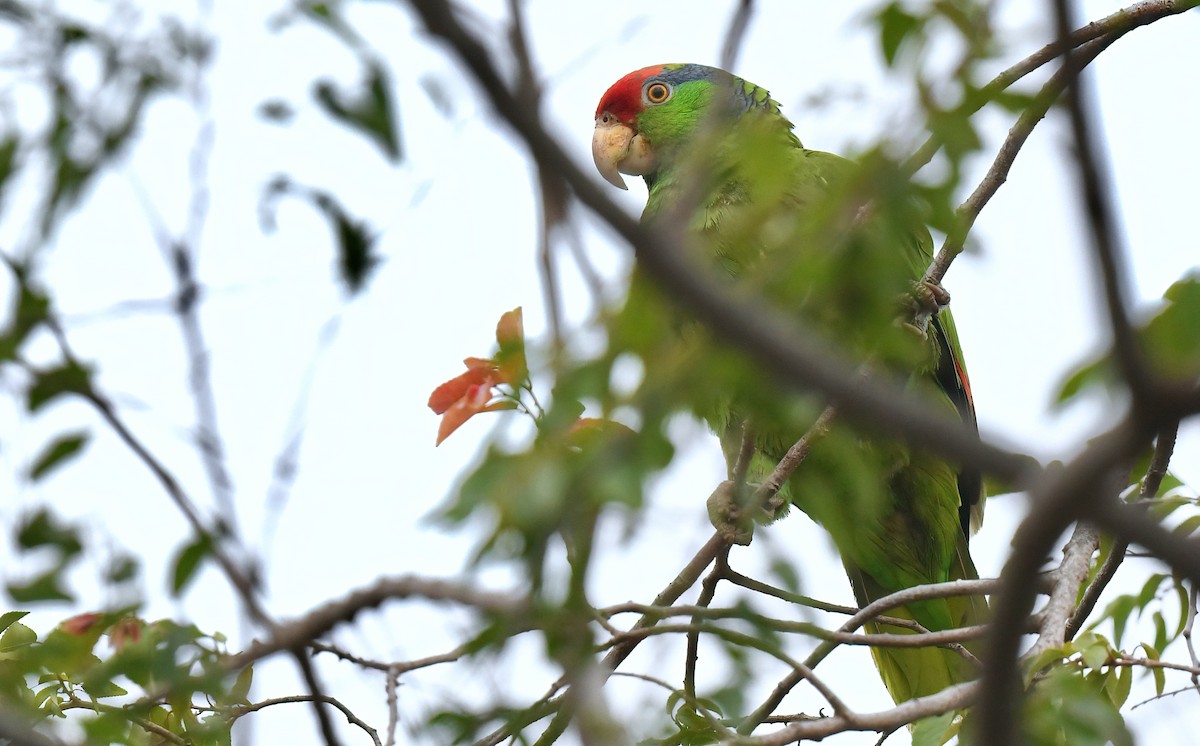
591 63 987 708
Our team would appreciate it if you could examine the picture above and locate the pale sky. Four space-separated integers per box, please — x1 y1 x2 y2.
3 1 1199 744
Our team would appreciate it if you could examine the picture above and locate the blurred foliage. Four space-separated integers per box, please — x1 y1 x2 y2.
0 609 252 746
1058 273 1200 405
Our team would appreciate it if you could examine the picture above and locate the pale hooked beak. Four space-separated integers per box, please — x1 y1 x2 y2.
592 116 656 191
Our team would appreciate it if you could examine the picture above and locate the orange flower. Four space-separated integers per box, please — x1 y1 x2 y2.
427 357 498 415
429 365 511 445
428 308 527 445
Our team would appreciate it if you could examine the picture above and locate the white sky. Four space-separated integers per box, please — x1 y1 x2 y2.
3 1 1199 744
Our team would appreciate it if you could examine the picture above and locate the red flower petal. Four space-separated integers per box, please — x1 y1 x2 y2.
61 612 103 636
435 383 497 445
428 365 495 414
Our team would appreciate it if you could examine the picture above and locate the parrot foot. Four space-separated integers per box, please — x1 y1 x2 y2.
707 480 785 545
707 480 755 545
913 278 951 313
899 279 951 338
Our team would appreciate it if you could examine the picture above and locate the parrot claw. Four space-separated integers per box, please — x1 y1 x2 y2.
898 279 950 339
707 480 756 546
910 279 951 315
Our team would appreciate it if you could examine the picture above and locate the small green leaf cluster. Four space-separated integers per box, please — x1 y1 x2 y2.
0 611 253 746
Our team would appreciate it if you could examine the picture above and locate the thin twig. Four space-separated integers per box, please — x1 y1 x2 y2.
903 0 1197 177
752 404 836 509
507 0 566 355
1051 1 1151 403
609 672 735 739
1184 584 1200 691
384 666 400 746
229 694 382 746
684 545 730 699
738 578 1000 733
924 34 1117 286
719 0 755 72
735 682 978 745
229 576 527 670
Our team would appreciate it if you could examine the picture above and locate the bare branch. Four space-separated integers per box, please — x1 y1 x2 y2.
384 667 400 746
1027 522 1099 659
229 695 382 746
685 546 730 699
752 404 837 509
977 420 1153 746
230 576 527 670
1185 584 1200 691
736 682 978 744
1067 422 1179 639
738 577 1000 733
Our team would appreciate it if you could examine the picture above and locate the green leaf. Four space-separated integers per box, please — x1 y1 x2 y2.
875 2 923 66
16 508 82 556
1080 638 1109 670
257 99 295 123
989 89 1040 114
1135 573 1167 609
1139 643 1166 696
1021 645 1067 686
1023 667 1133 746
259 177 378 295
0 610 29 636
7 570 73 603
1103 664 1132 708
1152 610 1168 653
1175 515 1200 536
229 665 254 705
26 430 89 481
82 677 128 699
1173 577 1189 639
0 620 37 652
170 533 214 596
0 133 18 212
911 711 956 746
107 554 139 584
1141 274 1200 380
26 361 92 412
1054 356 1110 407
34 683 61 707
313 58 402 162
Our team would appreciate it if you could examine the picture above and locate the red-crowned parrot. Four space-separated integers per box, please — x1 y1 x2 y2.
592 63 987 707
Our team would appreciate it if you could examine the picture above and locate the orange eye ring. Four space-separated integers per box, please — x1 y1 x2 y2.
644 81 671 104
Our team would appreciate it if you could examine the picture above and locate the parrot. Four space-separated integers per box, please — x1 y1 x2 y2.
591 63 988 712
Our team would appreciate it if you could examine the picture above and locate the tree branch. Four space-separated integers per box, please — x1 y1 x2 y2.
229 575 527 670
736 682 978 744
1066 422 1179 639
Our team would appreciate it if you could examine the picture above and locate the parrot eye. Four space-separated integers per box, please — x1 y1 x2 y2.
644 81 671 104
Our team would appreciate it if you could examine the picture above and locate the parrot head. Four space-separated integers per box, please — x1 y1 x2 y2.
592 63 795 190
